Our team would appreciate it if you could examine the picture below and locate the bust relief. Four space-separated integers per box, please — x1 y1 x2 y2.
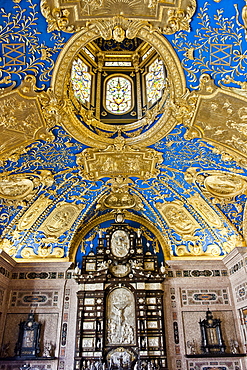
111 230 130 258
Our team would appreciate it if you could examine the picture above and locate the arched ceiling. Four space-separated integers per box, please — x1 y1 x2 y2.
0 0 247 262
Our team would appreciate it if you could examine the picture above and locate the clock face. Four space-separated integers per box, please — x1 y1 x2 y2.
111 230 130 258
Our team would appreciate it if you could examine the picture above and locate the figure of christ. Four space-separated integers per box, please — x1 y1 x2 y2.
113 301 130 343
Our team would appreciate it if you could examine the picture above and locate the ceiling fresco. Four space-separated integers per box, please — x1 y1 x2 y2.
0 0 247 263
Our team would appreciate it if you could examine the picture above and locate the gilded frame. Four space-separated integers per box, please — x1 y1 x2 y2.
51 24 186 148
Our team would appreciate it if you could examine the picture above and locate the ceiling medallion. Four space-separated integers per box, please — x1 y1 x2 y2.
185 169 247 200
156 200 201 238
52 21 186 148
38 201 85 238
41 0 196 35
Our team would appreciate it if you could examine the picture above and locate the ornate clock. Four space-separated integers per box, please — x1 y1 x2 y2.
199 309 226 354
15 312 41 358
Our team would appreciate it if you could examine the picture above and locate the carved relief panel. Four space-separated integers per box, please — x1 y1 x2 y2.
41 0 196 35
106 287 136 345
110 230 130 258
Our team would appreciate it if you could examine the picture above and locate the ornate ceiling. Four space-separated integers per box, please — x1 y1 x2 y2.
0 0 247 263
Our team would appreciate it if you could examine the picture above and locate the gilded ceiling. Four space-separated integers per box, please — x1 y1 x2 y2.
0 0 247 263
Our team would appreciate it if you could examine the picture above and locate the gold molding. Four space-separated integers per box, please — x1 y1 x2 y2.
0 76 55 162
51 24 186 148
41 0 196 36
181 74 247 161
38 201 85 238
77 144 163 180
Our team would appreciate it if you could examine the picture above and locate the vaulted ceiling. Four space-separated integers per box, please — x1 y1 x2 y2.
1 0 247 263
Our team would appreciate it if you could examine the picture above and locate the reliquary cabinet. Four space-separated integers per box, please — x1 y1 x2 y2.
74 221 167 370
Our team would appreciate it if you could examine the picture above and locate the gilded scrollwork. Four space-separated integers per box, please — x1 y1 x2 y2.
0 76 55 161
97 177 144 211
40 0 196 35
38 202 85 238
0 238 17 257
175 243 227 258
0 171 54 201
21 245 64 258
39 88 65 128
40 0 77 33
172 2 247 89
162 0 196 35
77 145 163 180
156 200 201 237
75 90 164 140
0 1 66 89
93 16 148 42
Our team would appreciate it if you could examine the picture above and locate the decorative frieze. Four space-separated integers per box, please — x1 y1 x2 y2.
188 359 241 370
230 260 244 275
236 283 247 303
181 289 229 306
10 290 59 308
0 266 10 278
167 269 228 278
11 271 65 279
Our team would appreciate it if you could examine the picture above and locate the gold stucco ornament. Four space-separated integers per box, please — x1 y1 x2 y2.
40 0 196 35
183 74 247 161
77 144 163 181
0 76 55 162
52 17 186 148
0 238 17 257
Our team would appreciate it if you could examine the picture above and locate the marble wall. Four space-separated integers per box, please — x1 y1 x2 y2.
0 249 247 370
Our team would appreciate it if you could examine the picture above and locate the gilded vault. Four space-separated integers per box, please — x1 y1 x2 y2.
0 0 247 263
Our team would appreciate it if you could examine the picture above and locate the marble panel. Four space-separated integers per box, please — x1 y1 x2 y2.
182 310 236 355
2 312 58 357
